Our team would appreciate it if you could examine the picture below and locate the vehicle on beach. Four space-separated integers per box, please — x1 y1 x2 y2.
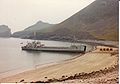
21 41 86 53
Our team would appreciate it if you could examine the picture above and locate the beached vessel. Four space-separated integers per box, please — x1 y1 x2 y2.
21 41 86 53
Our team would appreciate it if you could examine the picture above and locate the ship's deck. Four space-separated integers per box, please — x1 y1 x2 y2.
22 46 85 53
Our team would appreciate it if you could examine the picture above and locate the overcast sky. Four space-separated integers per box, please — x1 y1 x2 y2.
0 0 95 32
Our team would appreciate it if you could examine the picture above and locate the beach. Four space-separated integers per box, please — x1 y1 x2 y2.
0 45 118 83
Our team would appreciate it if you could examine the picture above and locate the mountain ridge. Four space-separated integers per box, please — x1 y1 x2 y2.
12 0 119 41
12 21 54 39
36 0 118 41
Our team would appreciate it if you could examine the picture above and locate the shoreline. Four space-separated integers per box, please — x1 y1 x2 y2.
0 51 83 79
0 45 118 83
0 42 94 80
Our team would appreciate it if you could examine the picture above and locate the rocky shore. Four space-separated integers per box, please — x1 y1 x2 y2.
31 64 118 83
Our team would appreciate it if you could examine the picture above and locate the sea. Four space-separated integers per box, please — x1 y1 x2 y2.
0 38 92 79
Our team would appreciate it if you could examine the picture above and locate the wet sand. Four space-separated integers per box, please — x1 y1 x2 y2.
0 46 118 83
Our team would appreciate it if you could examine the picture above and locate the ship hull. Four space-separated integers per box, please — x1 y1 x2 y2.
22 47 85 53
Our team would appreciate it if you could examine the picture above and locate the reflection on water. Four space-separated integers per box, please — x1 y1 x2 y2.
0 38 92 78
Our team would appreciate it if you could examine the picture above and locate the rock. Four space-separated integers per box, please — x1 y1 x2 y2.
19 79 24 82
0 25 11 37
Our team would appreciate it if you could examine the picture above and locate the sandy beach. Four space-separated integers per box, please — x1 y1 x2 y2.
0 45 118 83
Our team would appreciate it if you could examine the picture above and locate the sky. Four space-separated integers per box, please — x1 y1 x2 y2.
0 0 95 33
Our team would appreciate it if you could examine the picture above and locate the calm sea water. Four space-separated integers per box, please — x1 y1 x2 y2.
0 38 92 78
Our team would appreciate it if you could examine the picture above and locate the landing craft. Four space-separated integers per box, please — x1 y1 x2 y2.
21 41 86 53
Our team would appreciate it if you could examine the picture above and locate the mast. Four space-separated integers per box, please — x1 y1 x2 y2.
33 32 36 40
71 35 76 46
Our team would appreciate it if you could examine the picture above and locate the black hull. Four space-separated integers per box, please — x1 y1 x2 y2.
22 47 85 53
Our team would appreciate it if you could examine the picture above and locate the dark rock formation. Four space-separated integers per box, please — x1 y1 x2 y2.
0 25 11 37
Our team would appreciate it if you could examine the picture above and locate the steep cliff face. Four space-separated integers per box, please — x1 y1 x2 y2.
0 25 11 37
36 0 118 41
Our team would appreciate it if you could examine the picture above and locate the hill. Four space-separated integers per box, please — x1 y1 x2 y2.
0 25 11 37
36 0 118 41
12 21 54 39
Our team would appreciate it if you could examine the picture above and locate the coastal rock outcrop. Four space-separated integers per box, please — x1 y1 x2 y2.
0 25 11 37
